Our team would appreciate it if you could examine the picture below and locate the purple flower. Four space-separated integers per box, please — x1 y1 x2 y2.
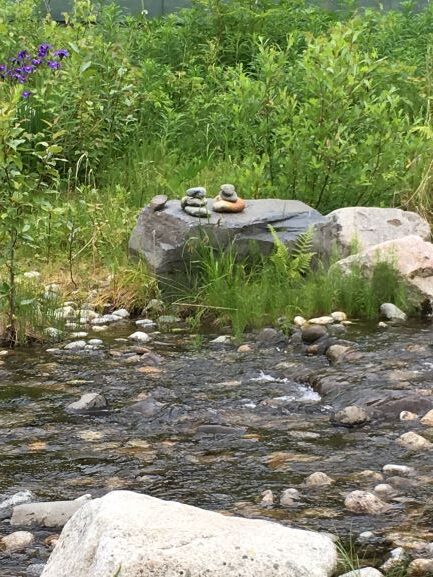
17 50 28 60
23 65 35 73
54 48 69 59
38 43 52 57
47 60 61 70
22 90 31 98
32 58 42 66
0 64 7 72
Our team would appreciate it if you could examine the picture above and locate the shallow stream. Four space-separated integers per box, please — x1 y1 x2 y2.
1 320 433 576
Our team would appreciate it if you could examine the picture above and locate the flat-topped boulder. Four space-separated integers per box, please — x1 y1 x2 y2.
129 198 324 275
41 491 337 577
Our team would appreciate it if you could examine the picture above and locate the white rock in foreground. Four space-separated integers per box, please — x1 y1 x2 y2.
41 491 337 577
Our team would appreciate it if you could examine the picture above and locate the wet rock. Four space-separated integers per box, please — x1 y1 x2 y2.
339 568 383 577
64 340 87 351
112 308 130 319
380 547 408 573
128 331 151 344
280 488 301 507
420 409 433 426
383 464 415 477
11 495 92 528
397 431 433 451
407 559 433 576
260 489 274 507
27 564 46 577
128 398 164 417
40 491 338 577
306 335 334 355
135 319 157 331
301 324 328 343
66 393 107 412
0 490 34 521
326 344 352 364
344 491 391 514
380 303 407 322
353 470 384 484
400 411 419 421
369 395 433 419
333 406 370 427
386 476 418 490
373 484 396 500
331 311 347 322
0 531 35 552
256 327 286 347
304 472 334 487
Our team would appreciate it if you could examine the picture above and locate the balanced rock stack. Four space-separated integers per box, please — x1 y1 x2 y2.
181 187 210 218
213 184 246 213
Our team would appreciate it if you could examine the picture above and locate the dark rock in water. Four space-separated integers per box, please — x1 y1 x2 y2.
195 424 247 436
302 324 328 344
129 199 324 275
256 328 287 348
306 335 334 355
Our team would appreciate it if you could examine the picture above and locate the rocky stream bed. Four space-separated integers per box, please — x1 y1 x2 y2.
1 318 433 576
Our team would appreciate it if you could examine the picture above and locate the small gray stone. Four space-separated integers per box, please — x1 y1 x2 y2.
135 319 157 331
333 406 370 427
128 331 151 344
67 393 107 412
344 491 391 514
0 490 34 521
112 308 129 319
27 564 46 577
380 303 407 321
150 194 168 211
280 488 301 507
64 340 86 351
383 464 415 477
304 472 334 488
11 495 92 528
186 187 206 199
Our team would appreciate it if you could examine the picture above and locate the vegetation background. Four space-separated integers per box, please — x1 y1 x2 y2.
0 0 431 340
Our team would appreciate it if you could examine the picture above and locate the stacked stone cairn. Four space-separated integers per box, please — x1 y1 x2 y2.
213 184 246 213
181 187 210 218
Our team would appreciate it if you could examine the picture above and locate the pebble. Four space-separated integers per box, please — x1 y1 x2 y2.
128 331 151 344
304 472 334 487
293 316 307 327
0 490 34 521
407 559 433 576
112 308 130 319
373 483 396 500
210 335 232 344
344 491 391 514
92 325 108 332
64 340 87 351
88 339 103 346
380 547 407 573
400 410 419 421
420 409 433 426
326 344 352 364
397 431 433 450
71 332 88 338
0 531 35 552
280 488 300 507
308 316 334 325
383 464 415 477
333 405 370 427
380 303 407 321
237 344 253 353
135 319 157 331
331 311 347 322
149 194 168 211
378 321 388 328
260 489 274 507
66 393 107 412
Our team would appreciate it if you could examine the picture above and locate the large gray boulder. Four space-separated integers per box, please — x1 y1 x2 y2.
129 198 324 275
41 491 337 577
313 207 431 259
334 235 433 309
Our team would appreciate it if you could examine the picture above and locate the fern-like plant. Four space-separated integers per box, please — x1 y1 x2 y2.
268 225 315 281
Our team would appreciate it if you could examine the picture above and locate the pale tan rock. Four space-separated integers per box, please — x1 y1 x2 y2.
334 236 433 308
407 559 433 576
293 316 307 327
304 472 334 488
213 197 246 213
260 490 274 507
237 344 253 353
1 531 34 552
420 409 433 426
308 316 334 325
344 491 391 514
397 431 433 451
331 311 347 322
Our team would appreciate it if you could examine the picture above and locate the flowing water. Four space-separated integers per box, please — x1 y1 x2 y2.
1 320 433 575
